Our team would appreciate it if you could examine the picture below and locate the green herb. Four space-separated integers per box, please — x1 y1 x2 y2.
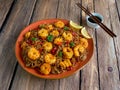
31 37 37 41
39 24 45 28
64 26 69 30
70 42 75 47
47 35 53 42
58 51 63 57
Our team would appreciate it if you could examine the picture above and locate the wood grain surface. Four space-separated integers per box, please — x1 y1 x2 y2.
94 0 120 90
81 0 99 90
11 0 59 90
0 0 36 89
0 0 14 30
0 0 120 90
116 0 120 19
57 0 80 90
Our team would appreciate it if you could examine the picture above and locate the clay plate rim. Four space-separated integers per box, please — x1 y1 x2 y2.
15 18 94 79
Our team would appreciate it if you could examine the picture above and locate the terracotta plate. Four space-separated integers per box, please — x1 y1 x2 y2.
15 18 94 79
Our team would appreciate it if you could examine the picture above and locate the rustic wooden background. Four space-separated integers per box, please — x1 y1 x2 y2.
0 0 120 90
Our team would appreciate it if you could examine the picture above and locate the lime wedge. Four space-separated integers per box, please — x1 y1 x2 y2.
81 27 91 39
70 20 83 30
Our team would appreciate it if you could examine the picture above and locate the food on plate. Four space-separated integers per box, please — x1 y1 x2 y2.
27 47 40 60
50 30 59 37
59 59 72 69
43 42 53 51
40 63 51 75
54 21 65 28
25 31 31 38
69 20 83 30
20 20 90 75
38 28 48 39
62 32 73 41
54 37 63 45
81 27 91 39
44 53 56 64
63 47 73 59
74 44 85 57
80 38 88 48
47 24 54 30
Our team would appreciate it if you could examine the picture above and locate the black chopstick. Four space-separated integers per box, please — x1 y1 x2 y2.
76 3 117 37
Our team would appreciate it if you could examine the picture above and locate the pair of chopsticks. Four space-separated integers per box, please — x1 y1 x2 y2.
76 3 116 37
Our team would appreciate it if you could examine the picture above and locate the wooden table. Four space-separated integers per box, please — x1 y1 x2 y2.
0 0 120 90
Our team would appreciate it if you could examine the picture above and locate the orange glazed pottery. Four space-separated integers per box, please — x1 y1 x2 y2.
15 19 94 79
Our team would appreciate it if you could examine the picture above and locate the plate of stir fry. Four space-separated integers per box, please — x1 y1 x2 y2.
15 19 94 79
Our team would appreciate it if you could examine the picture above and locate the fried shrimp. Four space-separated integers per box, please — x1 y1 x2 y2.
74 45 85 57
25 31 31 38
21 42 28 49
40 63 51 75
59 59 72 69
20 20 90 75
63 47 73 59
54 37 63 45
80 38 88 48
28 47 40 60
44 53 56 64
50 30 59 37
54 21 65 28
38 28 48 39
62 32 73 41
47 24 53 30
43 42 53 51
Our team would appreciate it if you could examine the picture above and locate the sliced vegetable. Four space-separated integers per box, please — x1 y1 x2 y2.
70 20 83 30
57 42 62 45
58 51 63 57
70 42 75 47
47 35 53 42
81 27 91 39
39 24 45 28
72 31 77 36
31 37 37 41
51 47 58 55
65 41 70 45
64 26 69 31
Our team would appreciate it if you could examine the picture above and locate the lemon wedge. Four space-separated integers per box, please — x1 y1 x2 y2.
70 20 83 30
81 27 91 39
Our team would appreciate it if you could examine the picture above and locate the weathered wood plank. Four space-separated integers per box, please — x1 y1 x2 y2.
1 0 119 90
80 0 99 90
0 0 36 90
0 0 14 30
44 79 59 90
94 0 120 90
31 0 59 22
108 0 120 83
57 0 81 22
115 0 120 19
57 0 80 90
11 66 45 90
11 0 59 90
